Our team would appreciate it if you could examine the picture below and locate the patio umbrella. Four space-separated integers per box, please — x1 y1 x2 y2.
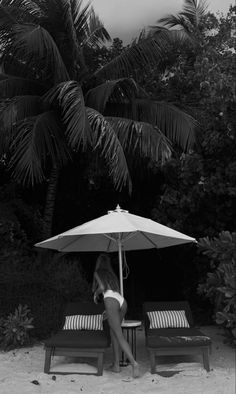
35 205 196 296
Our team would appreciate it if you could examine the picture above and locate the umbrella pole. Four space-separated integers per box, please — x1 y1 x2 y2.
118 235 124 297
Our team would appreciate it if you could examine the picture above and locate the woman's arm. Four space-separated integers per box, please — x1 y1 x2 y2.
94 272 104 292
92 274 98 293
93 272 105 303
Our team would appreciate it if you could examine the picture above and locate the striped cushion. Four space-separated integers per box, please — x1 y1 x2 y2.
147 310 190 329
63 314 103 330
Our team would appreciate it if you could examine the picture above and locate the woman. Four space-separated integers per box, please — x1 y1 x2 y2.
92 253 115 303
94 268 140 378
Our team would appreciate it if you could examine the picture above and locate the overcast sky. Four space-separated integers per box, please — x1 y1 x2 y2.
92 0 234 43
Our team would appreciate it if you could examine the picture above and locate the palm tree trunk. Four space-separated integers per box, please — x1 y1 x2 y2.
42 164 59 238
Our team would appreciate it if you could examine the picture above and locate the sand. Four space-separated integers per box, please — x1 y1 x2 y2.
0 326 235 394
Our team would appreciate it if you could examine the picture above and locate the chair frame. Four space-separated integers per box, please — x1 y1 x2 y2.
44 347 106 376
143 301 211 374
43 302 110 376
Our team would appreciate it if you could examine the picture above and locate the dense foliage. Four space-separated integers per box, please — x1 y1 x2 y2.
149 6 236 238
0 183 91 338
198 232 236 345
146 4 236 333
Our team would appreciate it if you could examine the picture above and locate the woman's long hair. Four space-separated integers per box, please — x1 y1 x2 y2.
95 253 112 270
92 253 115 292
96 268 120 293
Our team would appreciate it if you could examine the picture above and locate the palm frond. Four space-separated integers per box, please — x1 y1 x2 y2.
83 7 110 48
70 0 91 42
143 100 198 151
59 0 80 58
1 0 40 12
0 95 44 155
70 0 110 47
44 80 90 149
166 28 195 45
85 78 139 112
0 95 43 131
9 111 71 185
112 98 198 151
0 2 16 24
70 0 86 17
54 0 88 79
0 0 42 24
103 97 197 152
0 3 17 46
32 0 51 16
10 23 69 83
105 116 172 165
2 53 39 79
157 0 208 32
157 14 189 29
182 0 209 26
0 0 17 25
0 75 46 97
94 31 171 79
151 26 194 48
86 108 131 192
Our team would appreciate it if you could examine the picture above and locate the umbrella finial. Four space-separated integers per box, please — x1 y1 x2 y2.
115 205 128 213
108 205 128 214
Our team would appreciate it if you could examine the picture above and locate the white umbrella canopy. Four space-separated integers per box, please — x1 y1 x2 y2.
35 205 197 296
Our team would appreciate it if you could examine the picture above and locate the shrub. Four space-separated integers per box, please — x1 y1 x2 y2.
0 278 65 339
0 252 92 339
0 304 34 350
46 252 91 302
0 196 91 339
198 231 236 345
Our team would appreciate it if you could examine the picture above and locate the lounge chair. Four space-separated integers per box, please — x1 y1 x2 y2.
44 301 110 376
143 301 211 374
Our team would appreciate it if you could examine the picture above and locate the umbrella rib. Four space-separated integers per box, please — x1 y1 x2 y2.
122 232 138 243
57 235 85 251
106 236 113 252
103 234 118 252
104 232 138 247
139 231 160 248
103 234 117 242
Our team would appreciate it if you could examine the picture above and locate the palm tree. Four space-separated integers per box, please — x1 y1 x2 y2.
157 0 209 41
0 0 197 238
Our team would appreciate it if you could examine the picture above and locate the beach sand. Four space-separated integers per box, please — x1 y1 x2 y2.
0 326 235 394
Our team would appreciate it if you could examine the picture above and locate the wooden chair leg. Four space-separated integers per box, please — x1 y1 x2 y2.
44 348 52 374
150 351 156 374
97 353 104 376
202 347 210 372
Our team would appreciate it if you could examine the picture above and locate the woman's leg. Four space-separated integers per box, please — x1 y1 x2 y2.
108 301 127 372
104 298 140 377
109 330 121 371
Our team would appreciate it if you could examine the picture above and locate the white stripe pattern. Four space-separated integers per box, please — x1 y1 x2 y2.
147 310 190 329
63 314 103 330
